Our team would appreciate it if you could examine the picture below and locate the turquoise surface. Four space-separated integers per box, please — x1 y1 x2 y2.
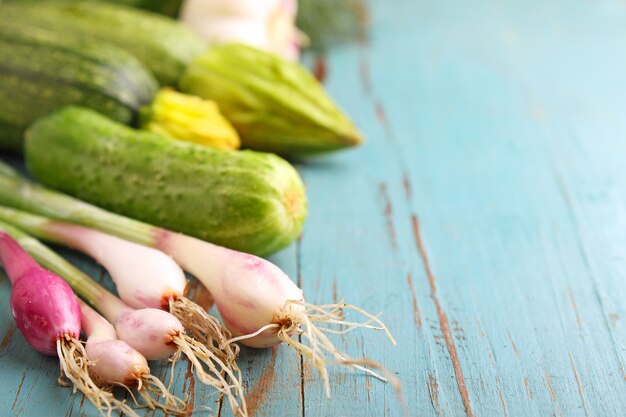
2 0 626 416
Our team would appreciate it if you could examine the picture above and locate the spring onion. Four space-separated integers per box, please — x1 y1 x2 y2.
0 222 134 416
0 205 239 372
0 162 396 397
79 300 186 413
0 211 247 416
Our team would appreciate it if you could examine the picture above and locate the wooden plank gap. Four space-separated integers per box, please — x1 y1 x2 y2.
378 183 398 250
296 235 305 417
411 214 474 417
300 348 306 417
0 322 16 351
402 173 413 202
405 272 422 333
11 371 26 413
507 332 533 401
568 352 590 417
374 100 396 141
245 347 278 417
63 392 78 417
76 392 87 417
566 288 582 329
551 165 626 380
149 362 171 417
183 359 196 417
482 323 510 417
543 369 557 403
427 373 444 416
498 389 509 417
365 373 372 404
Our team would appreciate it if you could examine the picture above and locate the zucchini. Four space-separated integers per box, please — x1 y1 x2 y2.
94 0 184 17
0 24 157 151
25 106 307 256
5 0 184 16
0 1 206 85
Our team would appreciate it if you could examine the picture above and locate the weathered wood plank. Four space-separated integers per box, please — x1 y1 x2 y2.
2 0 626 416
348 1 626 417
293 1 626 417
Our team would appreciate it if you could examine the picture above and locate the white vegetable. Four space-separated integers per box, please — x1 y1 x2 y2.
47 223 187 310
180 0 301 60
80 301 150 385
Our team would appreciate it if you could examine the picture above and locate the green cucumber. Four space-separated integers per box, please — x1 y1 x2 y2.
0 0 206 85
25 106 307 256
0 24 157 151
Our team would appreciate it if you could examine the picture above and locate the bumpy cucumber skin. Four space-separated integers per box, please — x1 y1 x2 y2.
0 1 206 86
0 24 157 151
25 107 307 256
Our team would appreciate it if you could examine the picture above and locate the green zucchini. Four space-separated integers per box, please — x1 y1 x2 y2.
0 24 157 151
0 1 206 85
25 106 307 256
94 0 184 17
5 0 184 16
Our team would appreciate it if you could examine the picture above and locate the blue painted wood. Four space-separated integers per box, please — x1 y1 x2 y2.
2 0 626 416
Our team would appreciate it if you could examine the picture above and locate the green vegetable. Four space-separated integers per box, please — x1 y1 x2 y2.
0 0 206 85
0 22 239 151
4 0 184 16
24 106 307 256
179 44 363 157
297 0 367 51
99 0 184 17
0 24 157 151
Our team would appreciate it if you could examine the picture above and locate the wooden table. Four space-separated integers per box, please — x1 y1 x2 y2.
2 1 626 416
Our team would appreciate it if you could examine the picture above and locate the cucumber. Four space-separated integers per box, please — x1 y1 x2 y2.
25 106 307 256
0 24 157 151
0 1 206 85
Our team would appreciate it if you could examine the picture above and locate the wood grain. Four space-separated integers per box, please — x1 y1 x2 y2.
2 0 626 415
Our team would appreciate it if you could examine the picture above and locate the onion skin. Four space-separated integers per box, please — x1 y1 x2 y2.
114 308 184 360
158 232 305 348
80 300 149 385
0 231 80 355
215 252 304 348
86 339 149 386
45 223 187 310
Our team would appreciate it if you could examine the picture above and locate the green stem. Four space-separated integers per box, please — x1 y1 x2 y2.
0 161 156 247
0 219 130 321
0 162 20 178
0 205 96 252
0 205 58 241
